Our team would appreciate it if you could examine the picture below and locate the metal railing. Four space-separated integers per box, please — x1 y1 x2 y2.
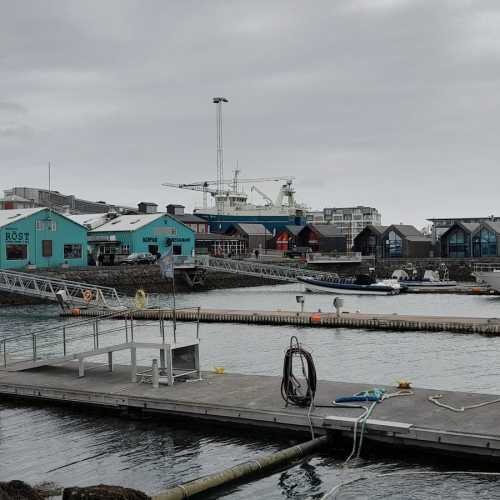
473 263 500 273
194 256 337 283
0 269 124 309
0 307 201 369
307 252 362 263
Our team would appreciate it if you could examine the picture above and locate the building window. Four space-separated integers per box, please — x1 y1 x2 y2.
448 230 466 257
120 244 130 254
473 229 497 257
64 244 82 259
36 220 57 231
173 245 182 255
6 244 28 260
387 231 402 257
42 240 53 257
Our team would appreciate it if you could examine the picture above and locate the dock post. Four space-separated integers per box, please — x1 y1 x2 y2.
124 317 129 343
160 348 166 373
78 357 85 377
130 347 137 383
62 327 66 356
108 351 113 372
152 359 159 389
2 340 6 368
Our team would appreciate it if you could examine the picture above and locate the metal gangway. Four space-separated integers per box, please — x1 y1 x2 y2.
0 269 124 309
194 256 337 283
0 308 201 385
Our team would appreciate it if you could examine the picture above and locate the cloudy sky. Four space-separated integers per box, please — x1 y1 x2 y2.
1 0 500 227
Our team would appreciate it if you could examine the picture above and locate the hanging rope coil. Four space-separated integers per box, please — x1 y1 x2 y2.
281 336 317 407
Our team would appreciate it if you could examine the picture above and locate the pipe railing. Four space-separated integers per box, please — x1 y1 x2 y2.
0 307 201 369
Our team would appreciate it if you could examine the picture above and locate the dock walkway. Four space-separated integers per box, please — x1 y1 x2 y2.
1 363 500 461
63 307 500 335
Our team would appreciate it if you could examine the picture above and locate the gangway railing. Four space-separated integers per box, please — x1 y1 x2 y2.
0 307 202 384
0 268 124 309
473 263 500 273
194 256 337 283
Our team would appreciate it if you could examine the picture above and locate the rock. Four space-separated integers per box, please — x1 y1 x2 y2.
0 480 44 500
62 485 150 500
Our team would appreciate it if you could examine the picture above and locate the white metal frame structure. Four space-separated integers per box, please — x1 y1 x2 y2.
0 269 124 309
194 256 337 283
0 308 201 386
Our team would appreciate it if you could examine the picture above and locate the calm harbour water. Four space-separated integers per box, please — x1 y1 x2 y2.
1 284 500 498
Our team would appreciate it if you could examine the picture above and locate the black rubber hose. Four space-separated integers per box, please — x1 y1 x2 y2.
281 338 317 407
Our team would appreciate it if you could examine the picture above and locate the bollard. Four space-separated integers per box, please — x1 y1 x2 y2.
333 296 344 317
152 359 159 389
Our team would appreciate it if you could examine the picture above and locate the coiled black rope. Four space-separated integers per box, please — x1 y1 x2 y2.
281 336 317 407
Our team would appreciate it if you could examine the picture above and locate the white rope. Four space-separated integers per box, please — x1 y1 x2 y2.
429 394 500 412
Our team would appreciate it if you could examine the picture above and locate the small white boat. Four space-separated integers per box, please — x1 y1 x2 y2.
298 274 401 296
392 269 457 288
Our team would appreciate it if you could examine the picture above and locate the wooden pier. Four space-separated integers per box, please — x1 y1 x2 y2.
1 363 500 461
63 307 500 335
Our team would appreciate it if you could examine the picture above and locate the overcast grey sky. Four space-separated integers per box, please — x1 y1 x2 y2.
1 0 500 227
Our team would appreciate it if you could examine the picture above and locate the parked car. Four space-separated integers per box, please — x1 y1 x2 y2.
121 252 156 265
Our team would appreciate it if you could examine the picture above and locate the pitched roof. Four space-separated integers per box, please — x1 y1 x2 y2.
67 213 114 230
440 221 480 239
0 207 46 229
385 224 431 242
283 225 304 236
90 213 165 232
174 214 208 224
481 221 500 234
307 224 344 238
195 233 244 241
231 223 272 236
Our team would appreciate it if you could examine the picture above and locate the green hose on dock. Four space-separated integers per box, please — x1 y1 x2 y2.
152 435 329 500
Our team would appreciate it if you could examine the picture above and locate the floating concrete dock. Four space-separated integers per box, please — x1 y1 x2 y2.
63 307 500 335
1 363 500 461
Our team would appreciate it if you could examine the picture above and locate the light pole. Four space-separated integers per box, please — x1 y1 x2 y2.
213 97 229 214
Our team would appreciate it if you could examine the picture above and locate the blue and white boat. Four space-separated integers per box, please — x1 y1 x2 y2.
298 274 401 296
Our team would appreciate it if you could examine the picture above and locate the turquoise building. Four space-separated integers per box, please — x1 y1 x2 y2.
89 213 194 259
0 208 87 269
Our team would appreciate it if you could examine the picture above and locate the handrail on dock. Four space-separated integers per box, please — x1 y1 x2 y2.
194 256 336 282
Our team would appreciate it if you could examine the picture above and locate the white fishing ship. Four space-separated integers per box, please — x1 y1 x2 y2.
473 263 500 292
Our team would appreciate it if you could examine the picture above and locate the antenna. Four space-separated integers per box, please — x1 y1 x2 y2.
212 97 228 213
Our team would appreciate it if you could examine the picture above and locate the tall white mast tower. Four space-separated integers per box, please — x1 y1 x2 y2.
212 97 228 213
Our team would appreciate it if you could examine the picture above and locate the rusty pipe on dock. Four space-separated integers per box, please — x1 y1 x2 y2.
152 434 329 500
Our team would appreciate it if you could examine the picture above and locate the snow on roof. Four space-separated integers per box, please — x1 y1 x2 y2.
67 213 112 229
90 213 166 232
0 207 46 229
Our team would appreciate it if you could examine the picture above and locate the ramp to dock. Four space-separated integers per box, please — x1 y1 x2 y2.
0 268 124 309
194 256 335 283
1 364 500 461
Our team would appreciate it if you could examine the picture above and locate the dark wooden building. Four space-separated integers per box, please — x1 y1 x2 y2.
297 224 346 252
381 225 432 258
440 221 500 258
353 225 387 256
275 225 304 251
226 223 273 251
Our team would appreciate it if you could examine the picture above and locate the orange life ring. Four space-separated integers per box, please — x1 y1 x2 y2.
83 289 93 303
310 314 322 324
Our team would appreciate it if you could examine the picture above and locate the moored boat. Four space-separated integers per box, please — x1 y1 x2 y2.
392 269 457 288
298 274 401 296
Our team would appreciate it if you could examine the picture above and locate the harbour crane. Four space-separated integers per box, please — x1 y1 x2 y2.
162 172 295 208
